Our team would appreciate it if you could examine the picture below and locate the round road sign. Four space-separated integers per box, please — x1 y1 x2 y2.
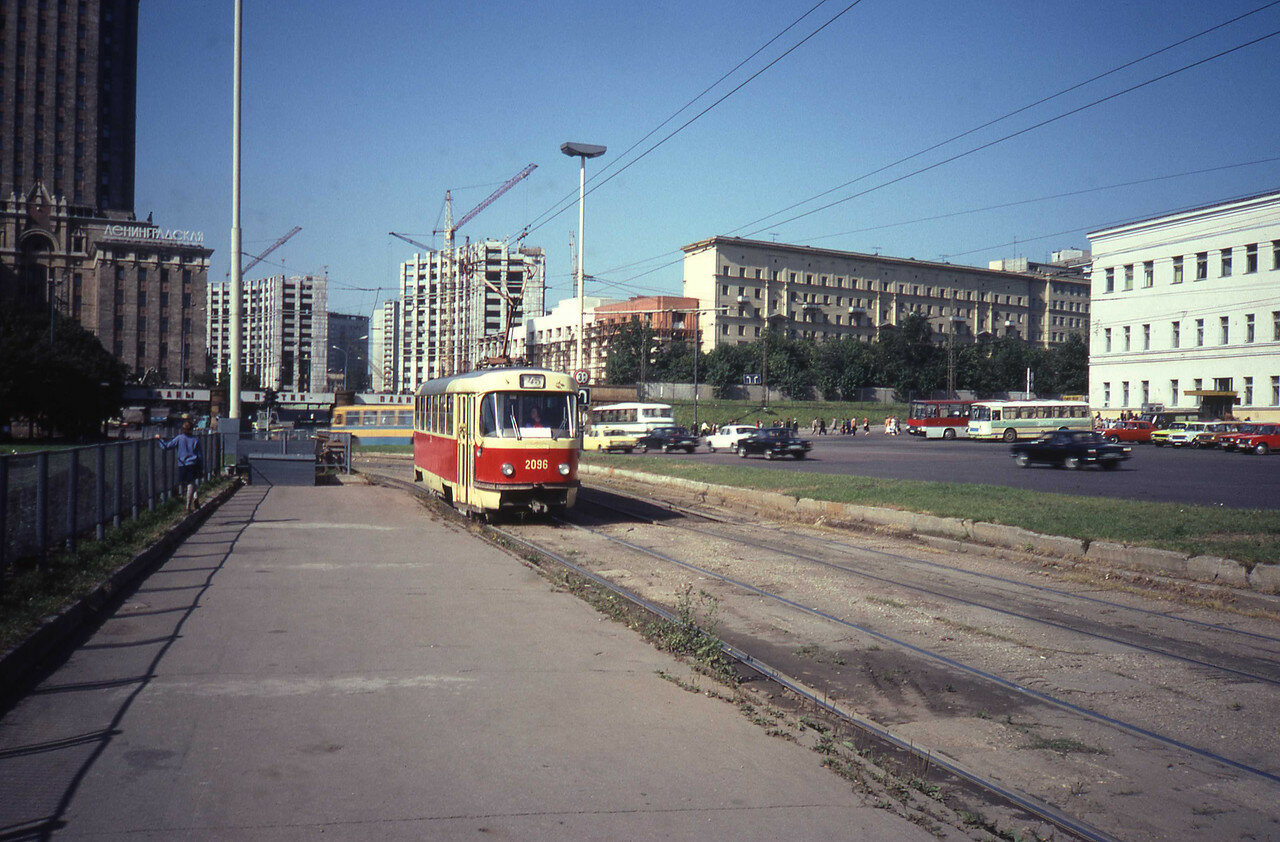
573 369 590 386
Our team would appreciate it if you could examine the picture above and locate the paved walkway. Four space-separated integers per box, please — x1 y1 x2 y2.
0 482 932 840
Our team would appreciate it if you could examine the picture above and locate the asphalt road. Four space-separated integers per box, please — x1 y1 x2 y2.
625 434 1280 509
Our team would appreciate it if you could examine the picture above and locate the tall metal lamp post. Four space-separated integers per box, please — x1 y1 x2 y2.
560 141 606 373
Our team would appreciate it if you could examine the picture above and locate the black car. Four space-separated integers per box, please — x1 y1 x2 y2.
636 426 701 453
1009 430 1131 470
737 427 813 460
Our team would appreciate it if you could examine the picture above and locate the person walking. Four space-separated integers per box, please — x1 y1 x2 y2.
158 420 204 512
862 417 870 435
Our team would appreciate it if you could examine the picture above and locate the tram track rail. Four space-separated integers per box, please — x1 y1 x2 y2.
360 466 1118 842
566 493 1280 786
359 460 1280 840
578 488 1280 688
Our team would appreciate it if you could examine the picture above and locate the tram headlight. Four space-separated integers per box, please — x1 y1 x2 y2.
501 463 515 477
558 462 571 476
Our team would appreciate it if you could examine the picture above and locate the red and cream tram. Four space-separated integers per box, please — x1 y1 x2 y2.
413 368 580 515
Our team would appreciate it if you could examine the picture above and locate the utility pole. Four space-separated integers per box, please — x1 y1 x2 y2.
229 0 243 421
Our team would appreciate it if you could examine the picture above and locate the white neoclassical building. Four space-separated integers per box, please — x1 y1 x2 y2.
1087 190 1280 421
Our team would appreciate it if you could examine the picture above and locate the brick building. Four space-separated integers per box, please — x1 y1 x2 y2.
0 0 210 382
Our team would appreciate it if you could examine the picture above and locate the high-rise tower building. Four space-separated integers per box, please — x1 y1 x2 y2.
1 0 212 384
1 0 139 213
397 241 545 391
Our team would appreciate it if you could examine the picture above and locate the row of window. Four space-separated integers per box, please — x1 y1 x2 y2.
1102 377 1279 408
1102 311 1280 352
1102 241 1280 293
718 281 1044 307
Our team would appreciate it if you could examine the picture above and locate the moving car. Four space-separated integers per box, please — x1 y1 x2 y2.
736 427 813 460
1232 424 1280 455
581 428 641 453
1101 420 1155 444
635 426 701 453
706 424 758 452
1009 430 1131 470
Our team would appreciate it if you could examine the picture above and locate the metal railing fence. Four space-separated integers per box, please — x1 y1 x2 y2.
0 433 221 591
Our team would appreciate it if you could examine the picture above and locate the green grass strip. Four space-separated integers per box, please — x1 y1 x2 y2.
0 477 231 653
582 453 1280 568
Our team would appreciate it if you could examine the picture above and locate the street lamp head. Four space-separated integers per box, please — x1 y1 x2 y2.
560 141 606 158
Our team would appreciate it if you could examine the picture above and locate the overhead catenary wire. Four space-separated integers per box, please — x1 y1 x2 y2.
744 26 1280 239
515 0 869 245
588 10 1280 291
732 0 1280 236
513 0 838 241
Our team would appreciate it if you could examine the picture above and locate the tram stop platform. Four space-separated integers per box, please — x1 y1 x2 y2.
0 482 933 840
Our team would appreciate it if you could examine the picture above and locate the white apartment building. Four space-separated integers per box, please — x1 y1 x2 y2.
207 273 329 392
682 237 1089 353
370 299 400 392
1087 190 1280 421
397 241 545 390
514 295 618 379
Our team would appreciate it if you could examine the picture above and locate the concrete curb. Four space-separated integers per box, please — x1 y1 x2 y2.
581 464 1270 596
0 479 243 702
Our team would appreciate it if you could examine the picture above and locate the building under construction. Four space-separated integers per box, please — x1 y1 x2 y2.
396 241 545 391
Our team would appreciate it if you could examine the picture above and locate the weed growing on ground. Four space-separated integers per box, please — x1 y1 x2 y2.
0 477 230 651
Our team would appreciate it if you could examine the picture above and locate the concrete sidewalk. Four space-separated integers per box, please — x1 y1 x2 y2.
0 483 932 840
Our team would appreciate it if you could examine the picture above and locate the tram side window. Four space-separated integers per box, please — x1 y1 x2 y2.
397 410 412 426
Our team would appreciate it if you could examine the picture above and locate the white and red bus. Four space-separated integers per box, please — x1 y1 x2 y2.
413 368 580 516
907 399 976 439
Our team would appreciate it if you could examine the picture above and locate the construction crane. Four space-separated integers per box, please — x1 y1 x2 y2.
390 163 537 377
242 226 302 275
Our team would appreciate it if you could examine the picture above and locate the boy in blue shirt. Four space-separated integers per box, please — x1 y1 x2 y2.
158 420 204 512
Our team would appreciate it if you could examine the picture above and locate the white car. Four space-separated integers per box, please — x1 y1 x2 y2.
706 424 759 452
1160 421 1212 447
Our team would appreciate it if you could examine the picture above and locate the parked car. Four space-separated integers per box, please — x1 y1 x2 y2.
636 426 701 453
1157 421 1214 447
1010 430 1131 470
1190 422 1239 449
1101 420 1156 444
582 428 641 453
1220 423 1263 452
736 427 813 460
1150 422 1189 446
1232 424 1280 455
706 424 758 452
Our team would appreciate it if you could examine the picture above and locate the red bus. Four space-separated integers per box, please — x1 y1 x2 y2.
907 399 975 440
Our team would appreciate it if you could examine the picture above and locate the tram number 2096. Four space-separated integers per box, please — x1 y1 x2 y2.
524 458 548 471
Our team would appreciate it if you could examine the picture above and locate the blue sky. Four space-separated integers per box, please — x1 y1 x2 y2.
135 1 1280 321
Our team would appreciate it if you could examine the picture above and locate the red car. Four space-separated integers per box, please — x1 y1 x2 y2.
1233 424 1280 455
1220 423 1263 452
1102 420 1156 444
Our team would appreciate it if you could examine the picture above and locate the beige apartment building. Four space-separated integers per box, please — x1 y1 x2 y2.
681 237 1089 352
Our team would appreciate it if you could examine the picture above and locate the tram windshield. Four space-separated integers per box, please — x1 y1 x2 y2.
479 391 574 439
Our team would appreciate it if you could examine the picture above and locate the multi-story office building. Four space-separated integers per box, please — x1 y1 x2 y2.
327 312 369 391
0 0 210 382
397 240 545 391
207 274 329 392
681 237 1090 352
1087 190 1280 421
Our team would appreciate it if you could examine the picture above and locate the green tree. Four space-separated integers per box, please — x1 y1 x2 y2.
0 309 126 438
876 314 944 398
